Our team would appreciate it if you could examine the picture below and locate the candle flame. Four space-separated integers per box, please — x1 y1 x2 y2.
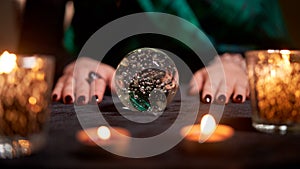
200 114 216 135
97 126 111 140
281 50 290 68
280 50 291 55
0 51 17 74
199 114 216 142
270 69 276 77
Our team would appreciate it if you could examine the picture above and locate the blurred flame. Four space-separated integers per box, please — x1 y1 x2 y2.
200 114 216 135
280 50 291 55
97 126 111 140
28 96 37 105
0 51 17 74
281 50 290 68
270 69 276 77
199 114 216 142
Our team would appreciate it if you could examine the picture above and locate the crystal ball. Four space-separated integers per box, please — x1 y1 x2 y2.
114 48 179 115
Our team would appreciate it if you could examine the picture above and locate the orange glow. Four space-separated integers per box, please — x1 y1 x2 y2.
181 114 234 143
28 96 37 105
76 126 131 147
0 51 17 74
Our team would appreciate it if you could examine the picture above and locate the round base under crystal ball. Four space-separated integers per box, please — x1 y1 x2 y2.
114 48 179 115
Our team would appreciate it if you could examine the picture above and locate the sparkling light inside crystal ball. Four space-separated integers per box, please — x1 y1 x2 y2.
114 48 179 115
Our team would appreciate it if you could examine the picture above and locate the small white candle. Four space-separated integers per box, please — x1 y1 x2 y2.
76 126 130 154
181 114 234 143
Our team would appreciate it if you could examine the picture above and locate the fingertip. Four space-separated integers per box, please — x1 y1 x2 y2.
96 93 104 103
93 78 106 103
202 94 212 104
76 95 86 105
215 94 227 104
52 94 58 102
90 95 99 104
64 95 73 104
233 94 243 103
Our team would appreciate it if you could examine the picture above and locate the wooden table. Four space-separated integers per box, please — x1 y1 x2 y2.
1 93 300 169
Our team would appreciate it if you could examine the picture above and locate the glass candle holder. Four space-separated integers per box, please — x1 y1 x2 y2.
114 48 179 115
0 51 55 159
245 50 300 134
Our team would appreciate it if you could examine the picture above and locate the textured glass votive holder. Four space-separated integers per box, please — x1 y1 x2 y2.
246 50 300 134
0 52 55 159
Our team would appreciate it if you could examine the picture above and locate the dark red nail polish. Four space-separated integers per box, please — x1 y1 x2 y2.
65 95 73 104
234 95 243 103
52 94 57 101
76 96 86 105
217 95 226 104
91 95 99 104
203 95 212 104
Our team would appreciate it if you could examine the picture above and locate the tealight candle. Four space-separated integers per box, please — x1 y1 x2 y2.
182 114 234 143
180 114 234 153
76 126 130 154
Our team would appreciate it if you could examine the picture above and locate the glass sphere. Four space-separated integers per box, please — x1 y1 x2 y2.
114 48 179 115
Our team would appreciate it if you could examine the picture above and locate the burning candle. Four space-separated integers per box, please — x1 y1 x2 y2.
0 51 55 159
246 50 300 133
0 51 17 74
76 126 130 154
97 126 111 140
181 114 234 143
180 114 234 154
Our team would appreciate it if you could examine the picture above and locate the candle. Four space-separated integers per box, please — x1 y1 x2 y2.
0 51 55 159
180 114 234 154
245 50 300 133
181 114 234 143
76 126 130 154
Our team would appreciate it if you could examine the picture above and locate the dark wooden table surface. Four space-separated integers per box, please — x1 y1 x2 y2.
1 93 300 169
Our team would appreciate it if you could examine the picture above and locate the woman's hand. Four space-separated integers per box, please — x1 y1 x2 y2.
52 53 249 105
52 57 115 105
189 53 250 104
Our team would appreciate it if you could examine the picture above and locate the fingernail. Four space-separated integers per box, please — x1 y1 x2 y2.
202 95 212 104
76 96 86 105
91 95 99 104
216 95 226 104
65 95 73 104
52 94 57 101
234 95 243 103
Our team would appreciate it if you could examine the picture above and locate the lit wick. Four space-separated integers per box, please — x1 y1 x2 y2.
0 51 17 74
199 114 217 143
181 114 234 144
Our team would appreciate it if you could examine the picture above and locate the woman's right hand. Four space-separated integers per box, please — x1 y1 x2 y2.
51 57 115 105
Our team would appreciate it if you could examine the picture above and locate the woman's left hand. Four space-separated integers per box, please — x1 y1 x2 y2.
189 53 250 104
